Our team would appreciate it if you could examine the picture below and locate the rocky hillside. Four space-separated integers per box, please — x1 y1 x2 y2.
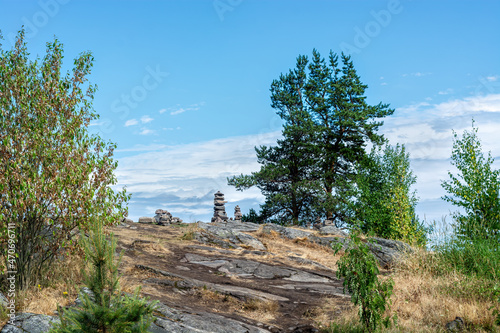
1 219 413 333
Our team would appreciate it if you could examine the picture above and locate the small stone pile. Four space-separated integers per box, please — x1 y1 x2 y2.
155 209 182 225
234 205 242 222
211 191 228 223
138 209 182 225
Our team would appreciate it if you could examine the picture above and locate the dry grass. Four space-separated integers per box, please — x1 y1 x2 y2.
192 288 279 324
313 247 500 332
17 252 85 316
387 249 499 332
255 228 342 270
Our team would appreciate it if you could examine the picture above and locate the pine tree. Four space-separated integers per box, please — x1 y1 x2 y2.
229 50 394 226
49 218 158 333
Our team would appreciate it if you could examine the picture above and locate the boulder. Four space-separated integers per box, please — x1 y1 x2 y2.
445 316 464 332
138 216 156 224
0 313 60 333
122 217 134 224
366 238 413 268
318 226 348 237
195 222 266 251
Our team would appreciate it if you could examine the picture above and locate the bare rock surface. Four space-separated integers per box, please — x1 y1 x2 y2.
1 221 355 333
195 222 266 250
0 313 60 333
260 223 411 268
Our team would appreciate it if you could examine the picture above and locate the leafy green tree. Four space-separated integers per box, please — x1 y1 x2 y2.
333 229 396 332
229 50 394 226
49 218 157 333
241 208 263 224
441 122 500 241
0 30 129 290
355 144 427 245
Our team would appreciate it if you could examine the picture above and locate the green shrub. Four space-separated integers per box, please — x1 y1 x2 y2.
441 122 500 242
49 218 157 333
434 237 500 282
355 144 428 246
333 229 396 332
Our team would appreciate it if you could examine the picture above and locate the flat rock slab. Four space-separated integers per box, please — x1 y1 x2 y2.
0 313 60 333
138 264 289 302
195 223 266 251
210 220 262 232
0 305 271 333
153 302 271 333
275 284 349 298
261 224 412 268
183 253 335 284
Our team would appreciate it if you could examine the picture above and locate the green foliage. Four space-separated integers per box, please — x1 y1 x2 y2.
49 218 157 333
492 285 500 326
322 322 365 333
229 49 394 226
241 208 264 224
355 144 427 246
0 30 129 289
433 236 500 282
441 122 500 241
333 230 396 332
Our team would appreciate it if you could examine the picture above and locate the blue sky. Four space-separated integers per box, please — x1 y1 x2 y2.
1 1 500 228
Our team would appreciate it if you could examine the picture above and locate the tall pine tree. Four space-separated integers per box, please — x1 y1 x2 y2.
229 50 394 226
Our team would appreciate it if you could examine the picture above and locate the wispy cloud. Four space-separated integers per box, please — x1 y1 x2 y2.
159 102 206 116
125 119 139 127
116 144 170 153
486 75 499 82
170 108 189 116
115 131 281 221
89 120 107 127
438 88 454 95
139 128 155 135
141 115 154 124
116 94 500 224
402 72 432 77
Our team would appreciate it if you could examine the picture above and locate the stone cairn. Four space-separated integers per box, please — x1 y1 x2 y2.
211 191 228 223
137 209 182 225
234 205 242 222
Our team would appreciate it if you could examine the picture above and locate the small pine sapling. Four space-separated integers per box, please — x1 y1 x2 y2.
49 218 158 333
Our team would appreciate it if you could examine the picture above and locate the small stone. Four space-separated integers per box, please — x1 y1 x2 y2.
445 317 464 332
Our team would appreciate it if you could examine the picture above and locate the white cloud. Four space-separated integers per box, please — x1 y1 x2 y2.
438 88 453 95
89 120 106 127
381 82 387 86
486 75 499 82
165 102 204 116
141 115 153 124
125 119 139 127
117 94 500 224
402 72 432 77
379 93 500 223
170 108 187 115
139 128 155 135
115 144 170 153
115 131 281 221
